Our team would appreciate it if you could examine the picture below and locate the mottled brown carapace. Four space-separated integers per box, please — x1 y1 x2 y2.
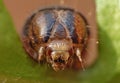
22 7 89 71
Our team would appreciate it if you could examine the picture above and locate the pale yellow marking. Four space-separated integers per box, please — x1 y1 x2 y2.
76 48 85 71
38 47 44 61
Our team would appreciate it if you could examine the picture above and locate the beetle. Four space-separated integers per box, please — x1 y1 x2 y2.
22 7 89 71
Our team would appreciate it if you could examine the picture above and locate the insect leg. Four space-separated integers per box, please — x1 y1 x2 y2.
38 47 45 62
76 48 85 71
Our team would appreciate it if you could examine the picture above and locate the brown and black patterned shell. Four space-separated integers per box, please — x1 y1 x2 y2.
22 7 88 60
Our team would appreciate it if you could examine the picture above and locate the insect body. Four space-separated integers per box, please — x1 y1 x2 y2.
22 8 88 71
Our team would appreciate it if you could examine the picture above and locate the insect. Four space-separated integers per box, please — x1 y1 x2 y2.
22 7 88 71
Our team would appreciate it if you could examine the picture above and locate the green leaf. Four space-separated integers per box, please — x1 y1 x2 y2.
0 0 120 83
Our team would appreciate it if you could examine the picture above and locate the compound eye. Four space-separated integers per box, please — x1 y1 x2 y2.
68 48 74 55
46 47 52 56
51 52 59 60
61 52 69 61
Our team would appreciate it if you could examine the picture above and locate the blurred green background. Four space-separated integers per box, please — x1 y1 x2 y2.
0 0 120 83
